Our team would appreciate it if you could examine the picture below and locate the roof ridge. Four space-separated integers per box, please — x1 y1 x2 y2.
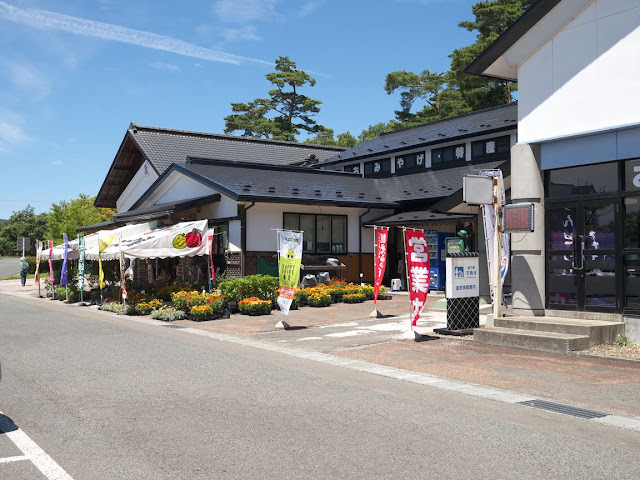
128 123 345 151
379 102 518 137
186 156 364 177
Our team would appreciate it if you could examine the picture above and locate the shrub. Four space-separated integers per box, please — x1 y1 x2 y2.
308 291 331 307
55 285 79 303
152 307 186 322
99 301 126 314
220 278 241 305
237 275 279 302
238 297 272 315
343 293 366 303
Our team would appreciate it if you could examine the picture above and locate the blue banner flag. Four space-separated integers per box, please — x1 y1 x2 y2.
60 233 69 286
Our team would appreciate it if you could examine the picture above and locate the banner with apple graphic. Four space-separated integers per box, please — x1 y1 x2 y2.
112 219 211 259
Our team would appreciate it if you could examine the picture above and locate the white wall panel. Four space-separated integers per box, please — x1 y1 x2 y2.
518 1 640 143
116 161 159 212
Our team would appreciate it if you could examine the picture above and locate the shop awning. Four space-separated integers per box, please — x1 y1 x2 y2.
95 220 211 260
41 222 156 261
369 210 475 227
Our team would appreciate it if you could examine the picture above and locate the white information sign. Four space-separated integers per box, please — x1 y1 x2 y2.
445 256 480 299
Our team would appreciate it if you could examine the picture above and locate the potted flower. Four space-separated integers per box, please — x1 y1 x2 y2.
307 291 332 307
190 304 215 321
343 292 366 303
152 306 186 322
237 297 272 316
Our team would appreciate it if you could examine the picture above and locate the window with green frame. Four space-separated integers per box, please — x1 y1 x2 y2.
283 213 347 253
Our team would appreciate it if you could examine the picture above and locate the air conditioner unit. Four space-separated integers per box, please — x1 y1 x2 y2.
391 278 402 291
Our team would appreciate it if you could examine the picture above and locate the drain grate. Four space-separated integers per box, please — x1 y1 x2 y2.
517 399 607 419
160 325 186 329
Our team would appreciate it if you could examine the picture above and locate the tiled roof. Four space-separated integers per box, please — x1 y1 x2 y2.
95 123 344 208
139 157 507 208
130 124 344 174
322 103 517 165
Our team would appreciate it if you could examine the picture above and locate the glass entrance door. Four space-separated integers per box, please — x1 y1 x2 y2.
547 201 618 311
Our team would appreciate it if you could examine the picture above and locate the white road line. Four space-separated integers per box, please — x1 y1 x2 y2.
0 455 28 463
0 411 73 480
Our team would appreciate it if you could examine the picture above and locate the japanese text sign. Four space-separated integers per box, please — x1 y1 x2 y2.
404 229 430 326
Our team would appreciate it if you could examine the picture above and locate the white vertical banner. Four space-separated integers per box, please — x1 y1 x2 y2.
276 230 303 315
480 170 509 302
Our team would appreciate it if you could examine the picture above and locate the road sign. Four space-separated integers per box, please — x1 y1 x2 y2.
17 237 31 253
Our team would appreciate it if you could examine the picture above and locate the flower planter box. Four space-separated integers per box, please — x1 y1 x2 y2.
190 314 222 322
377 294 392 301
246 310 271 316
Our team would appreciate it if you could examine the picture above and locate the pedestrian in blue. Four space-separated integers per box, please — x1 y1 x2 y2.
19 256 28 286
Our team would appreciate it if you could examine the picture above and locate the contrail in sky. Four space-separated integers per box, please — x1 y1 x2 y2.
0 1 272 66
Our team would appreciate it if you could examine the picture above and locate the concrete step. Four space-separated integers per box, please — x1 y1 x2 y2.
474 327 590 355
544 309 622 322
495 317 625 346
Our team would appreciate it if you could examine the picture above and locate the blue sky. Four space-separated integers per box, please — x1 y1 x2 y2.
0 0 478 219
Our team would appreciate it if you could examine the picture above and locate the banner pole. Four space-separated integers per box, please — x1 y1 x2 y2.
373 226 378 315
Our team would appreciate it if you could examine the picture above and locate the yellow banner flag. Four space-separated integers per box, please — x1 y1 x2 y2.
98 236 114 289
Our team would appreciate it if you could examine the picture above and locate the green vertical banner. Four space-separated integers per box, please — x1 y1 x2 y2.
77 234 85 291
277 230 303 315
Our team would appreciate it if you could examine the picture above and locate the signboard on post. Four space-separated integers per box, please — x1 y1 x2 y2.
503 203 535 233
445 255 480 299
17 237 30 254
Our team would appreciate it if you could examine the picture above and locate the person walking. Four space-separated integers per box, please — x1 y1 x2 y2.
19 256 29 286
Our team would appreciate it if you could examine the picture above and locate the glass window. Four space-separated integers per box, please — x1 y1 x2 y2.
283 213 346 254
394 152 425 175
316 216 331 253
331 216 346 253
625 197 640 249
344 164 361 174
300 215 315 252
431 144 465 167
364 158 391 178
283 213 299 231
547 162 618 198
470 135 511 163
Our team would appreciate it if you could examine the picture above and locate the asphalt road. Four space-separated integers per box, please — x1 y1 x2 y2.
0 257 19 279
1 293 639 479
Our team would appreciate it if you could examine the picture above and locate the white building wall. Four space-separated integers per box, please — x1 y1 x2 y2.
116 160 159 212
518 0 640 143
244 203 392 252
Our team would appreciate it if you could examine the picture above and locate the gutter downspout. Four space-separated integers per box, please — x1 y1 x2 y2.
358 208 371 284
241 202 256 277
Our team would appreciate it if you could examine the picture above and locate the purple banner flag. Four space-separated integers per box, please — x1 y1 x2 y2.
60 233 69 286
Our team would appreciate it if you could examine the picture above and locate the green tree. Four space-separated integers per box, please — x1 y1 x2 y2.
306 128 359 148
383 0 530 124
0 205 49 256
225 56 324 142
48 194 116 244
448 0 532 110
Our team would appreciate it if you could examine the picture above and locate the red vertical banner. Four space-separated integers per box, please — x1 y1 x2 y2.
404 229 430 326
373 226 389 303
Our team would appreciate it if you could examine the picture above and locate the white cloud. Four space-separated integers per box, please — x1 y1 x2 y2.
51 159 64 165
213 0 281 24
0 1 271 66
5 61 51 99
150 62 181 72
221 25 262 43
0 109 32 153
299 1 324 17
